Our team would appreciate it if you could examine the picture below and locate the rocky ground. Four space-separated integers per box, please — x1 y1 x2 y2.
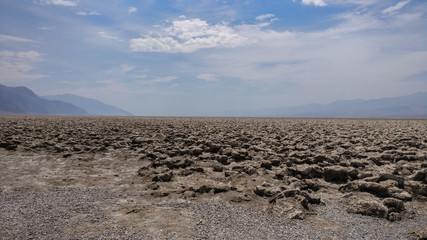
0 116 426 239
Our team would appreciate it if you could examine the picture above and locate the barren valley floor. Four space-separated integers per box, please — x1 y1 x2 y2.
0 116 426 239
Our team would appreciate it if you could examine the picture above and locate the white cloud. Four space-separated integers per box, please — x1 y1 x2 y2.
196 73 218 82
183 5 427 105
255 14 278 27
98 31 121 41
76 10 100 16
36 0 78 7
135 75 147 79
295 0 383 7
333 0 376 5
140 76 178 85
0 34 35 43
105 64 135 75
129 7 137 13
301 0 327 6
119 64 134 73
0 51 41 63
130 18 249 53
256 14 275 21
39 27 55 30
0 50 46 82
382 0 410 15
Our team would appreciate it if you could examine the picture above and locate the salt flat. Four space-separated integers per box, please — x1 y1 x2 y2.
0 116 426 239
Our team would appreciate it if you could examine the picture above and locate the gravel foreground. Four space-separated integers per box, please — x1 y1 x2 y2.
0 116 426 239
1 187 426 240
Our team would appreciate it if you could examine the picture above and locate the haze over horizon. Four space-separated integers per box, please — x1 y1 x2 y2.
1 0 426 116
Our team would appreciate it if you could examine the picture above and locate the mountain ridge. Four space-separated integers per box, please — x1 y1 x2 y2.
1 84 426 118
43 94 133 116
0 84 132 116
0 84 89 115
250 92 427 118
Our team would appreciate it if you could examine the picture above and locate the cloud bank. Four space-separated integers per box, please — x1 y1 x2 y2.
0 34 35 43
382 0 410 15
301 0 327 7
36 0 77 7
130 18 249 53
0 51 46 82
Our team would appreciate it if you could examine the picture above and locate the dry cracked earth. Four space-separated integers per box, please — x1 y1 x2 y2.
0 116 426 239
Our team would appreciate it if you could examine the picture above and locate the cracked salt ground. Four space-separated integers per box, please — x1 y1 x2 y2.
0 116 426 239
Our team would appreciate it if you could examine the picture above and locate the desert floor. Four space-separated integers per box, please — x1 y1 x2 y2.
0 116 426 239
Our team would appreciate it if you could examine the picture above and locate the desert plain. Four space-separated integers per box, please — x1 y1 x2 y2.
0 116 426 239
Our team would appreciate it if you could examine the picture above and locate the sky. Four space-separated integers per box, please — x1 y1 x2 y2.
0 0 426 116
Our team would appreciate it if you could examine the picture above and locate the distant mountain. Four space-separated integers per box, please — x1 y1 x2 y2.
254 92 427 118
43 94 133 116
0 84 89 115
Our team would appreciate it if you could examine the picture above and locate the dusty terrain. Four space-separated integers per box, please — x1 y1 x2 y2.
0 116 426 239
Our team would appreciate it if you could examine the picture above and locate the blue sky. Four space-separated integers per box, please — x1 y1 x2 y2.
1 0 426 116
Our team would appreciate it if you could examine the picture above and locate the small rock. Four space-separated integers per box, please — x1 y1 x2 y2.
347 200 388 218
229 194 251 203
379 173 404 188
190 147 203 156
383 198 405 213
388 187 413 201
300 191 321 204
151 191 169 197
53 145 65 153
274 172 286 180
137 166 150 177
231 149 247 161
0 141 18 150
208 143 221 153
387 212 402 222
288 165 323 179
212 165 224 172
313 155 332 163
216 155 230 165
412 169 427 184
260 161 272 170
132 137 144 145
288 210 305 220
297 179 322 192
358 181 390 198
283 189 301 197
324 166 348 183
152 172 173 182
190 167 205 173
165 158 194 169
404 180 427 197
350 160 369 168
358 172 373 179
297 195 310 209
347 168 359 180
254 185 281 198
195 184 234 194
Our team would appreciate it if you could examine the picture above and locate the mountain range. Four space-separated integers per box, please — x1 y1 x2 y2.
0 84 133 116
43 94 133 116
1 84 426 118
226 92 427 118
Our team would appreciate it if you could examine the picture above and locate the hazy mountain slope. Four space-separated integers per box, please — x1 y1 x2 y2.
266 92 427 118
43 94 133 116
0 84 88 115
